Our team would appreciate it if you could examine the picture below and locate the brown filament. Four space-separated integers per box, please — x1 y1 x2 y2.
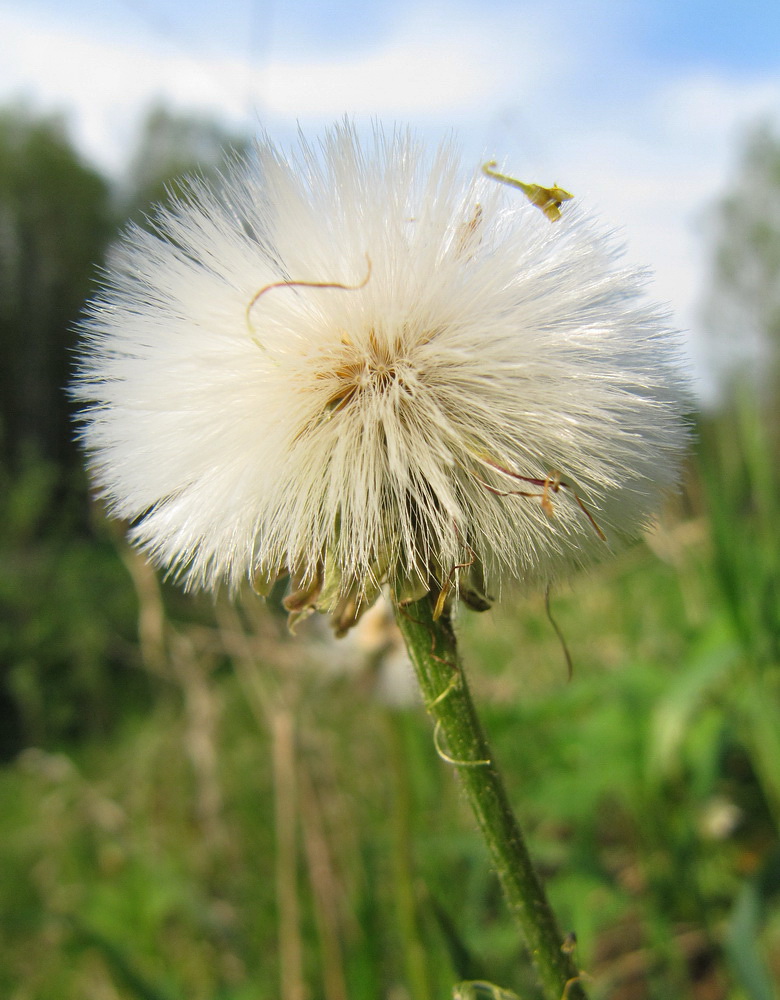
545 584 574 682
245 254 372 344
471 455 607 542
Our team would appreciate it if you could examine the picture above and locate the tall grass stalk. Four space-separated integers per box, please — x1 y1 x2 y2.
386 711 434 1000
272 709 305 1000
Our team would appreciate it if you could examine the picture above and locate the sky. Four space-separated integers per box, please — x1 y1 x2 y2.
3 0 780 400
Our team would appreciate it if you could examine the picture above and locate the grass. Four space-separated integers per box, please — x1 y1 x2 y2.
1 403 780 1000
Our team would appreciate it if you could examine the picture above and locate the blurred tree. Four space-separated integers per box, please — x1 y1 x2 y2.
120 104 250 225
705 123 780 407
0 103 252 755
0 106 113 473
698 122 780 994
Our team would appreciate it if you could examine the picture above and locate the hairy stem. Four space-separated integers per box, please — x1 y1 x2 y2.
394 595 587 1000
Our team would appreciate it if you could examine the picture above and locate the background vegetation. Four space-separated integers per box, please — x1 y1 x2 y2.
2 106 779 1000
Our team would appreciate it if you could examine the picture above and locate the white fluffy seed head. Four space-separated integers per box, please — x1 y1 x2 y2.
74 121 689 630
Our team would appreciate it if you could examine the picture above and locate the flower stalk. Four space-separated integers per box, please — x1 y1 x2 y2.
394 595 588 1000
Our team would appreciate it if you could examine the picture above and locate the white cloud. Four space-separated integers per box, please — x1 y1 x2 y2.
620 73 780 391
656 71 780 143
0 8 256 173
261 8 560 118
0 5 562 173
3 3 780 399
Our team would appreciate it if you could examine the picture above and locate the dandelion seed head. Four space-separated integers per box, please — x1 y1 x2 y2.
74 121 689 630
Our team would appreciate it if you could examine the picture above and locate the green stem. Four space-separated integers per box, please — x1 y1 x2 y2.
394 596 587 1000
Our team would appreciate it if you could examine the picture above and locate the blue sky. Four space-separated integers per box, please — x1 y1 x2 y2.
10 0 780 68
633 0 780 72
2 0 780 397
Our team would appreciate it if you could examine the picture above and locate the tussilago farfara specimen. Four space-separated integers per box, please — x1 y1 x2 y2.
74 123 689 634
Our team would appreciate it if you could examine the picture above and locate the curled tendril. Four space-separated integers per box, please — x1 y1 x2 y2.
245 253 373 349
433 720 491 768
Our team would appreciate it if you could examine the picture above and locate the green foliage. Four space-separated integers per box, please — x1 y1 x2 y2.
2 460 779 999
2 103 780 1000
0 451 150 754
